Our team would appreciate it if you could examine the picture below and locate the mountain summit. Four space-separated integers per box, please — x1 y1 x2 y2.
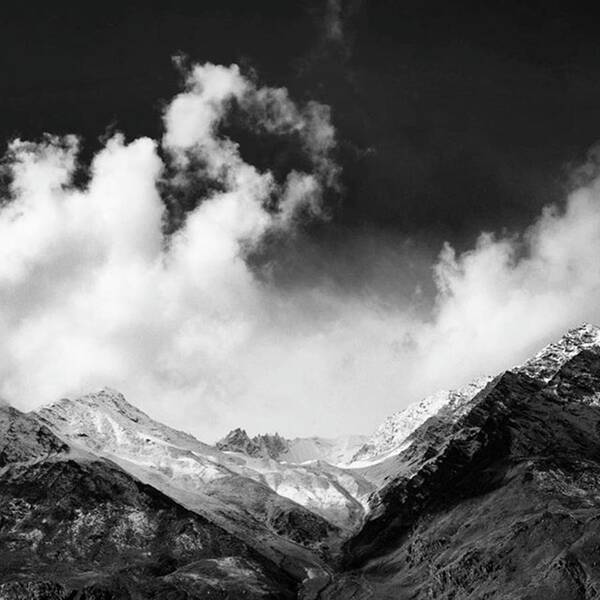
517 322 600 381
351 323 600 468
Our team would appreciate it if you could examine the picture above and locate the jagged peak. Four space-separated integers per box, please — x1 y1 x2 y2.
566 321 600 335
517 322 600 382
217 428 289 459
219 427 252 443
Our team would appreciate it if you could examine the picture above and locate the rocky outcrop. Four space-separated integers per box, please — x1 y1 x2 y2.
217 427 289 460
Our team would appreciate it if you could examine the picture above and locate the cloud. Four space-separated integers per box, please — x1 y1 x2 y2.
2 60 600 442
325 0 344 43
420 179 600 380
0 62 340 437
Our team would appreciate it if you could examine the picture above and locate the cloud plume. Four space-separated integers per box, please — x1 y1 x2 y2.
2 61 600 441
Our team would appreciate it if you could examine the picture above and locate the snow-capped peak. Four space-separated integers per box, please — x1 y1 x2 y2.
36 388 217 459
347 323 600 468
516 323 600 382
35 390 372 531
67 388 142 421
349 376 492 465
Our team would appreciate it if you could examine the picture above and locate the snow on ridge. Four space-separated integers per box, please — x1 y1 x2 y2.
35 388 372 528
346 322 600 469
349 376 492 466
516 322 600 382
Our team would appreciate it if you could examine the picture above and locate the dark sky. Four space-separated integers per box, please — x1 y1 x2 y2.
2 1 600 252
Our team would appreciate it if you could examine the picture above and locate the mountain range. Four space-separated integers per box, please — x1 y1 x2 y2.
2 323 600 598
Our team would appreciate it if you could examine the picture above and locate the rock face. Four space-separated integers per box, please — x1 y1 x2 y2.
322 340 600 599
217 428 288 459
0 403 68 466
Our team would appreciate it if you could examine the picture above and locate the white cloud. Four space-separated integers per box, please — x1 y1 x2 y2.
1 61 600 442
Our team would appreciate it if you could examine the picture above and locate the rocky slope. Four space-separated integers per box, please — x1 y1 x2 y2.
0 403 297 599
321 328 600 599
36 390 371 535
35 390 342 590
0 402 67 466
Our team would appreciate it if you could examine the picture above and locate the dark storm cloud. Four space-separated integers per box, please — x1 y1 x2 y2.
4 0 600 250
296 1 600 246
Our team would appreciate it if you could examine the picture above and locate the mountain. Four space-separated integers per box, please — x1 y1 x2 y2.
320 325 600 598
35 390 341 586
36 390 372 536
0 402 296 599
280 435 368 465
214 428 372 529
4 323 600 598
349 323 600 468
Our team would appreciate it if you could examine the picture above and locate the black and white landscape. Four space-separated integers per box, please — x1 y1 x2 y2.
3 324 600 598
3 2 600 599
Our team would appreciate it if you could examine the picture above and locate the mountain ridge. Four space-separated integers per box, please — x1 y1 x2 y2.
0 401 298 599
321 341 600 598
3 323 600 597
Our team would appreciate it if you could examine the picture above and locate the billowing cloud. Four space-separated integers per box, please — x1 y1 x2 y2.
1 61 600 442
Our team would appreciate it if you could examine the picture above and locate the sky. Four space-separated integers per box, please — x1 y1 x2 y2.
1 2 600 441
